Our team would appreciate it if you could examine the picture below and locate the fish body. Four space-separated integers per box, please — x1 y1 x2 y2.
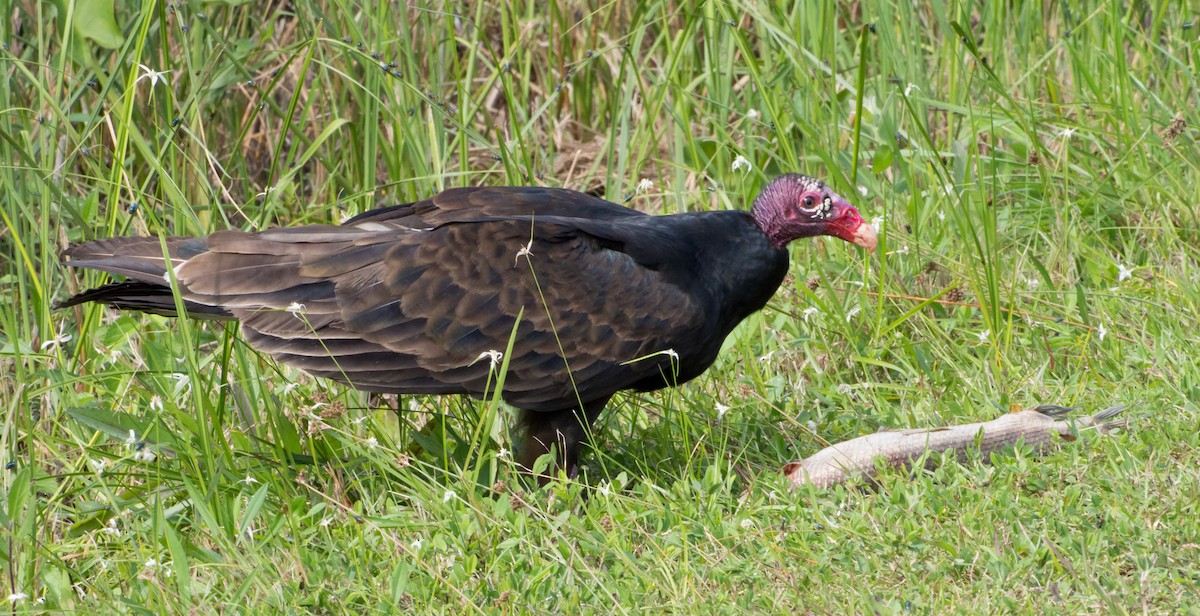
784 404 1126 489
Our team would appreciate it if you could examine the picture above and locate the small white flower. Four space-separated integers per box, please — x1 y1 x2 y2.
635 178 654 194
408 398 422 413
977 329 990 343
89 458 108 475
936 210 946 221
597 481 611 497
39 331 72 351
904 83 921 97
320 517 333 527
125 430 138 448
893 244 909 256
806 420 817 432
7 593 27 604
352 416 368 425
715 402 730 421
136 64 172 88
365 437 378 449
1117 263 1133 282
443 489 456 503
241 474 258 485
836 383 853 395
410 538 423 552
133 449 156 463
103 519 120 536
745 108 761 120
740 519 754 530
802 307 820 323
1097 324 1108 341
286 302 306 318
871 216 884 232
1025 278 1040 290
1058 127 1076 140
514 240 534 265
496 448 509 459
149 395 163 411
144 558 158 570
473 349 503 369
845 305 861 322
857 185 868 197
731 154 752 172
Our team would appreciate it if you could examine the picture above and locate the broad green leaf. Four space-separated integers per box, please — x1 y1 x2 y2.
73 0 123 48
66 403 180 449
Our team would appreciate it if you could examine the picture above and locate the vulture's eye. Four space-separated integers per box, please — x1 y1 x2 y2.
803 197 814 207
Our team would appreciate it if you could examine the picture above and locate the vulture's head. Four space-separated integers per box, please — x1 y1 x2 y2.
752 174 877 252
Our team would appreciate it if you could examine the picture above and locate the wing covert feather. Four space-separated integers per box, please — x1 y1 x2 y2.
128 193 704 411
315 217 701 409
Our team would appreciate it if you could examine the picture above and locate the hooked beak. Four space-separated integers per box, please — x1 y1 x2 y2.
826 194 878 253
849 221 878 253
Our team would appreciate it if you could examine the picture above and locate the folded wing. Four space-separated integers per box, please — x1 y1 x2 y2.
63 189 701 411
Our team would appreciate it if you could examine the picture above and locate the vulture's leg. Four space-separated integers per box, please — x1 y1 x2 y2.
516 399 608 479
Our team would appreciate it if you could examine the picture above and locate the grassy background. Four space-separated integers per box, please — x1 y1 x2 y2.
2 0 1199 612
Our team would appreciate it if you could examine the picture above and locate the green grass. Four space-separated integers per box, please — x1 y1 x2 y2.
2 0 1199 612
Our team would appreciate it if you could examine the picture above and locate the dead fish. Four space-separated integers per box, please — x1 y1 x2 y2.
783 404 1127 489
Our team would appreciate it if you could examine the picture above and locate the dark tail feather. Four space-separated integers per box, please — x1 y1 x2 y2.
62 236 207 284
56 281 231 319
60 237 227 319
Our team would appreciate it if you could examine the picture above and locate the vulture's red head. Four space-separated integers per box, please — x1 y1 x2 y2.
751 174 877 252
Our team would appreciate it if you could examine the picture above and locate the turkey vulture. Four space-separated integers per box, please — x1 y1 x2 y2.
60 175 876 476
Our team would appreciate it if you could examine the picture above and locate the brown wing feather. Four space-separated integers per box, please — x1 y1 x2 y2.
162 220 697 410
344 185 648 227
64 188 699 411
